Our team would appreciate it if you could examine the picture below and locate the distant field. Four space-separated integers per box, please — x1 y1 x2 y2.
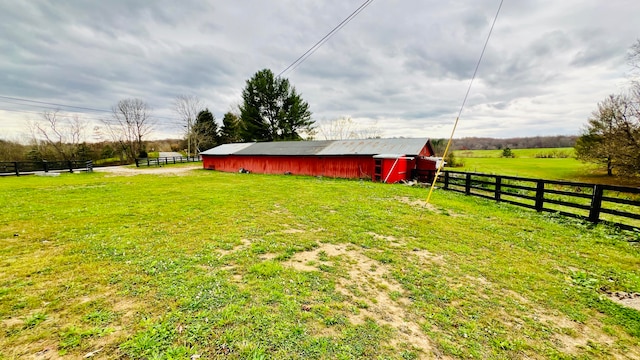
450 148 640 186
454 147 575 159
1 168 639 358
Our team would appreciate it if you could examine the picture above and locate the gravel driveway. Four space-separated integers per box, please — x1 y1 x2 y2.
93 164 201 176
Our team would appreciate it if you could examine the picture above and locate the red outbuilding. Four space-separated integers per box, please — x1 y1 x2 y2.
200 138 439 183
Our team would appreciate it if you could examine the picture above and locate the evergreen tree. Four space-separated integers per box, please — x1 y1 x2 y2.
220 112 241 144
239 69 314 141
192 109 219 152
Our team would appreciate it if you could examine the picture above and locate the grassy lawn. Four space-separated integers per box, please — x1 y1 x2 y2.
1 168 639 359
455 148 575 159
451 148 639 186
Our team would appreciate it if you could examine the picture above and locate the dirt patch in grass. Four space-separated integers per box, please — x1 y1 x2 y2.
31 343 62 360
1 317 23 328
411 249 446 266
3 294 142 359
367 232 403 247
396 196 436 210
606 291 640 311
217 239 251 256
259 253 278 261
537 312 630 358
395 196 463 217
283 243 433 356
505 291 639 359
281 228 306 234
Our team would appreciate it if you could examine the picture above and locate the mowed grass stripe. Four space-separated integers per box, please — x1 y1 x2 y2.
0 169 639 359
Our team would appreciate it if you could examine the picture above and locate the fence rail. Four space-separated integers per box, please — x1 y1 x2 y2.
437 170 640 231
0 160 93 176
135 156 201 167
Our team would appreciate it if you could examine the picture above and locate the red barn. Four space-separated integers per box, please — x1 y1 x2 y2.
201 138 438 183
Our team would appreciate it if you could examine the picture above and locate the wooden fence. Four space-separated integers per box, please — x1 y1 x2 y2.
135 156 201 167
437 170 640 231
0 160 93 176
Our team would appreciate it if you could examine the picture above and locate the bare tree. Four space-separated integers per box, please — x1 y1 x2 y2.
629 39 640 90
575 94 640 176
100 99 153 162
318 116 356 140
29 110 87 161
318 116 384 140
173 95 203 156
352 119 384 139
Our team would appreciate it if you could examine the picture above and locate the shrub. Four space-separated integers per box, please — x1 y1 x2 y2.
445 152 465 167
501 148 514 158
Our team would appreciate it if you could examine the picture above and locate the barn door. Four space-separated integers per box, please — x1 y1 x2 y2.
373 158 382 182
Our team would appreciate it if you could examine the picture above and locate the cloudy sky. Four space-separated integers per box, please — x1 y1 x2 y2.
1 0 638 141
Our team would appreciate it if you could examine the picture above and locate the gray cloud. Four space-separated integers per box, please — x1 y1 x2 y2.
0 0 639 141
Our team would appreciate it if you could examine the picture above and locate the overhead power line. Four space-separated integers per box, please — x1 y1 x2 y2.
0 108 183 129
0 94 182 122
0 95 110 113
277 0 375 77
426 0 504 203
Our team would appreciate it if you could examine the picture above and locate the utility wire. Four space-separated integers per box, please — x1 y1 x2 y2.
278 0 374 77
0 107 183 130
0 95 110 113
426 0 504 204
0 107 181 127
0 94 182 122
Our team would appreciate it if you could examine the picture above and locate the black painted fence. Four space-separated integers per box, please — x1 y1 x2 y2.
0 160 93 176
437 170 640 231
135 156 201 167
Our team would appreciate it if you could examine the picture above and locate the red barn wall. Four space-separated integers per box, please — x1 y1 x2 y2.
202 141 433 180
418 145 432 157
203 155 375 179
379 158 415 183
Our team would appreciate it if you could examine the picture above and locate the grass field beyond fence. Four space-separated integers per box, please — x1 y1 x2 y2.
452 148 639 186
1 169 639 359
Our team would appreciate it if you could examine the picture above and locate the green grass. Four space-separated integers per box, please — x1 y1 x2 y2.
454 157 595 180
1 169 639 359
451 148 639 186
455 148 575 159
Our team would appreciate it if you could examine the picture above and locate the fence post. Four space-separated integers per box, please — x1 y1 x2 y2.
43 160 49 173
13 161 19 176
588 185 603 224
535 181 545 212
495 176 502 201
444 171 449 189
68 160 74 173
465 173 472 195
135 158 139 167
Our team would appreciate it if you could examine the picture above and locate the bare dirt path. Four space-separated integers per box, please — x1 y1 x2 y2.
93 164 200 176
157 151 184 158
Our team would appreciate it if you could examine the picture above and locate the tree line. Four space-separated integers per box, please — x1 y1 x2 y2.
442 135 578 153
0 68 314 163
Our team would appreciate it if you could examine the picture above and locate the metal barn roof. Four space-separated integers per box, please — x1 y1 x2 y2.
234 140 333 156
201 138 430 156
317 138 428 156
200 142 255 155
